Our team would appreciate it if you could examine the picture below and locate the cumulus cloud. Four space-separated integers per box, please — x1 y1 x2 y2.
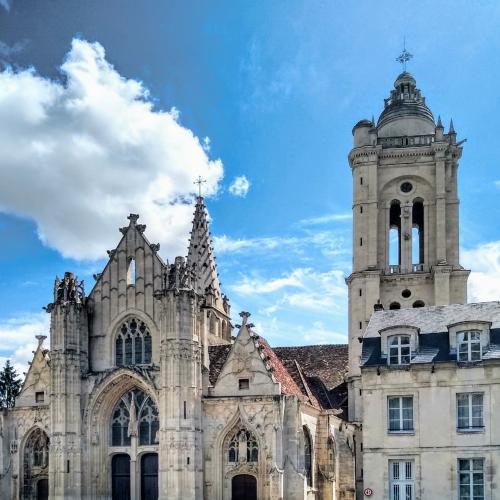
228 175 250 197
0 38 223 260
462 241 500 303
0 312 50 376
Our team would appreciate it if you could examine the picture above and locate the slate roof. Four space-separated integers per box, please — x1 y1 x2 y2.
364 301 500 338
361 302 500 367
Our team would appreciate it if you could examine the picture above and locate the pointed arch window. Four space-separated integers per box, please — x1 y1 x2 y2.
303 426 313 486
227 429 259 464
115 318 152 367
27 428 49 468
111 389 159 447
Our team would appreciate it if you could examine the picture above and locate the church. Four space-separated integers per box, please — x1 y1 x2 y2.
2 65 500 500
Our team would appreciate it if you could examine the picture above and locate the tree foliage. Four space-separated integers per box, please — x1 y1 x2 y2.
0 360 22 409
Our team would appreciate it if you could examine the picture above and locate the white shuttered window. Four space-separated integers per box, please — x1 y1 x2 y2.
390 460 414 500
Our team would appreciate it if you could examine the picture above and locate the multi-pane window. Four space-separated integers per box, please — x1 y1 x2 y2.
458 458 484 500
457 393 484 431
388 335 411 365
115 318 152 367
457 331 482 362
389 460 414 500
227 429 259 463
388 396 414 432
111 388 159 446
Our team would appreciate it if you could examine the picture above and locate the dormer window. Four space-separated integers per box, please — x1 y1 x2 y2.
388 335 411 365
457 330 481 362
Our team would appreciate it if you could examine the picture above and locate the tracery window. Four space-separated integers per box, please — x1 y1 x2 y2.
227 429 259 463
303 426 313 486
28 428 49 468
111 389 159 447
115 318 152 367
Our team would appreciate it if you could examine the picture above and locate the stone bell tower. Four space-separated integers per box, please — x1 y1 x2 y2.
346 71 470 420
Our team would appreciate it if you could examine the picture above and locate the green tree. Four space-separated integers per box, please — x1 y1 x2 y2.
0 360 22 409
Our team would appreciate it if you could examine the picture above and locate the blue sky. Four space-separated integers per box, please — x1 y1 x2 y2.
1 0 500 374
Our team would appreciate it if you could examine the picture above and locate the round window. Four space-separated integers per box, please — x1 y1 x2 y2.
401 289 411 299
400 181 413 193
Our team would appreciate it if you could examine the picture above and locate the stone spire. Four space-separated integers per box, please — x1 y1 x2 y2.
187 196 224 310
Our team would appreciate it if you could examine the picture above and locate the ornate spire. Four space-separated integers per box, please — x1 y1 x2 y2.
187 196 224 309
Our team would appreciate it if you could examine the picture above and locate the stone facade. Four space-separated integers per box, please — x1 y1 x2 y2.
348 71 500 500
0 197 356 499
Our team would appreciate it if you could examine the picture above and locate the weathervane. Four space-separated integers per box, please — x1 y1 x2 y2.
396 38 413 72
194 176 207 197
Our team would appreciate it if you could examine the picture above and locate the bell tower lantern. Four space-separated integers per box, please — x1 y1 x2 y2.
346 71 470 419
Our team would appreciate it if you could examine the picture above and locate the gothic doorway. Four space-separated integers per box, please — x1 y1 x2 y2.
36 479 48 500
22 427 49 500
112 454 131 500
140 453 158 500
231 474 257 500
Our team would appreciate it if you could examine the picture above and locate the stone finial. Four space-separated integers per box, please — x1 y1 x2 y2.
35 335 47 348
239 311 251 326
127 213 139 224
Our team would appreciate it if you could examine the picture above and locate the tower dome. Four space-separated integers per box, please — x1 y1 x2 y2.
377 72 435 138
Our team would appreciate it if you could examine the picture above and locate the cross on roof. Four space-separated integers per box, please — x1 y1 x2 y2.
194 176 207 197
396 38 413 72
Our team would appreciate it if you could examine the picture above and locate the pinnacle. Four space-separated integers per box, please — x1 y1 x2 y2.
449 118 455 133
436 115 443 128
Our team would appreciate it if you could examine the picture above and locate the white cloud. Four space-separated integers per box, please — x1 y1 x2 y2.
0 39 28 58
0 312 50 376
298 212 352 226
228 175 250 197
462 241 500 303
0 38 223 260
253 317 347 345
213 231 349 258
0 0 10 11
232 267 347 314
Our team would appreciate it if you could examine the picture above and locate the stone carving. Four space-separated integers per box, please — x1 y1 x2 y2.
45 272 85 312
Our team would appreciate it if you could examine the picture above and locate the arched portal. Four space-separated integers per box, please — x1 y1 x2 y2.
232 474 257 500
22 427 49 500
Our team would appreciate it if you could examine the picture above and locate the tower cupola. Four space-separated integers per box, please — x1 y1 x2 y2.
377 72 435 138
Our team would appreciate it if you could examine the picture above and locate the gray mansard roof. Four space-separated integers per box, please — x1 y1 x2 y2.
364 301 500 338
361 302 500 367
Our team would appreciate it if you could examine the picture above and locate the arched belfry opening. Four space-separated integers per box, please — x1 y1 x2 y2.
389 200 401 268
412 199 424 266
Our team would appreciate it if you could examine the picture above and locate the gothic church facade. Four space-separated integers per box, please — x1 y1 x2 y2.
0 198 356 500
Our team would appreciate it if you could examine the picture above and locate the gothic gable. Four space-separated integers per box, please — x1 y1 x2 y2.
87 214 164 371
16 335 50 408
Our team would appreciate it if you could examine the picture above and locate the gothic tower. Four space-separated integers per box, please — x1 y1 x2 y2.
346 71 469 420
47 272 88 498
